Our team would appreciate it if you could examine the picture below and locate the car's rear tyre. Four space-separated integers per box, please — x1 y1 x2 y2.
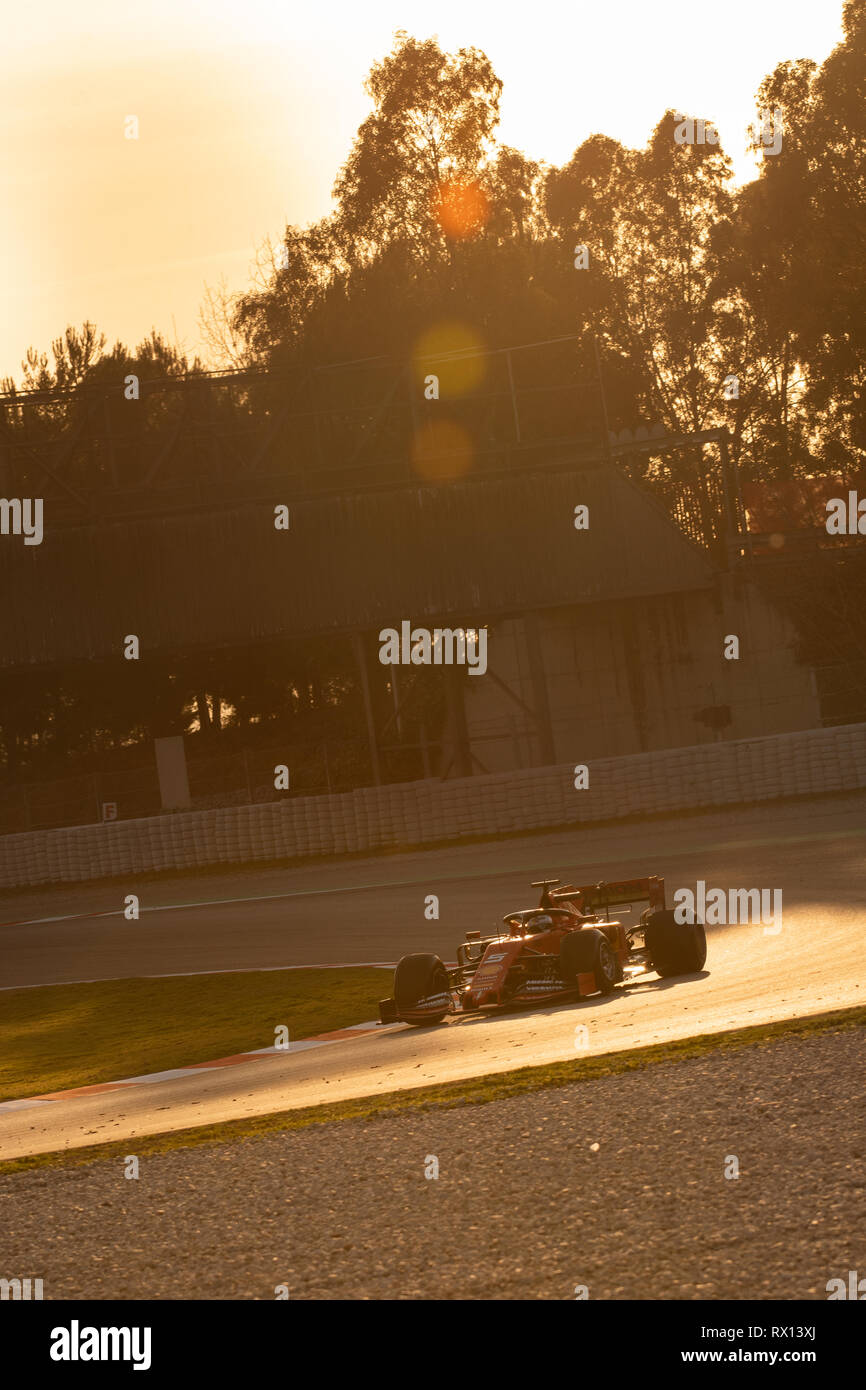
393 953 451 1024
646 909 707 977
559 928 619 996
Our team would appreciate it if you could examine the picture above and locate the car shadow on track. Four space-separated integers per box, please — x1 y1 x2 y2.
619 968 711 995
385 969 712 1035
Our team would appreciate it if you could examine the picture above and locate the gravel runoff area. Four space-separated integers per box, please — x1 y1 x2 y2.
1 1027 863 1300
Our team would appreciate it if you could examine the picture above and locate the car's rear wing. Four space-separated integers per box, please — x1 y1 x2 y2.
553 875 666 918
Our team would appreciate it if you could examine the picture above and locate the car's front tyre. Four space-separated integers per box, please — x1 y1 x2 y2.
393 952 451 1024
559 928 618 996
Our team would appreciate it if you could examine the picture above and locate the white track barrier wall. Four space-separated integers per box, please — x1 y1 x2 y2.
2 724 865 889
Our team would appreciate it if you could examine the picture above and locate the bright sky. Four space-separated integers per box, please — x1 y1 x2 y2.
1 1 845 384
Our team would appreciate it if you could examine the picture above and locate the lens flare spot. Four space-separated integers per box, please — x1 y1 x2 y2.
433 180 490 241
412 321 486 398
411 419 474 482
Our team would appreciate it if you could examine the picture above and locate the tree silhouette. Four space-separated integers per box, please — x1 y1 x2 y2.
4 9 866 791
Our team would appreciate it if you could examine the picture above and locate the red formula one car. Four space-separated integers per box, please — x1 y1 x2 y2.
378 876 707 1025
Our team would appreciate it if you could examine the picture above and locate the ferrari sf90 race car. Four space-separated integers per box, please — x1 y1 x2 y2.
379 876 707 1026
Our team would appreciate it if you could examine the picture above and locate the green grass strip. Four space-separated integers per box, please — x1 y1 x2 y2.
0 968 388 1102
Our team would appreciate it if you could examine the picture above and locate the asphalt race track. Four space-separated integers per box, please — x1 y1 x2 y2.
1 792 865 1161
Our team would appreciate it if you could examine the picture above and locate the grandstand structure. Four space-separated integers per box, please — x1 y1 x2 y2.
0 337 861 831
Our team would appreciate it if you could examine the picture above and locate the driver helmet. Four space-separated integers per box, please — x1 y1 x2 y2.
528 912 553 935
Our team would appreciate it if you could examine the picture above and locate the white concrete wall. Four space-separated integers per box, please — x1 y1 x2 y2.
1 723 863 889
465 580 820 772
